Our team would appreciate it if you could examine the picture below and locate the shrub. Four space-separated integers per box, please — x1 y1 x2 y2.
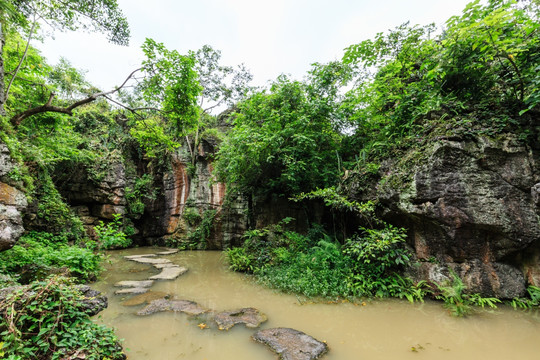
94 214 132 250
0 276 125 360
0 232 102 283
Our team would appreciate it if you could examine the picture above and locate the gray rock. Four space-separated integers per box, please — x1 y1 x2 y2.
76 285 108 316
126 257 172 265
137 298 207 316
214 307 267 330
372 134 540 297
114 280 154 288
252 328 328 360
149 266 188 280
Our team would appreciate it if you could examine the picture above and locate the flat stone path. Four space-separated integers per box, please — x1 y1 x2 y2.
214 307 268 331
149 266 188 280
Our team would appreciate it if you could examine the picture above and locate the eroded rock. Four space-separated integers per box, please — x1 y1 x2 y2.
252 328 328 360
137 298 207 316
214 307 267 330
121 291 170 306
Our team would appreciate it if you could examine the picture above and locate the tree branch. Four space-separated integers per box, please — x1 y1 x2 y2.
10 68 142 126
5 15 38 101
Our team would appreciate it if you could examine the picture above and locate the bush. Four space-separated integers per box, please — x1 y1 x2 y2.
0 276 125 360
94 214 132 250
0 232 102 283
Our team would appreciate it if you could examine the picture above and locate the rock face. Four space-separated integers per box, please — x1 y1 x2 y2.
141 140 248 249
0 143 27 251
374 134 540 298
252 328 328 360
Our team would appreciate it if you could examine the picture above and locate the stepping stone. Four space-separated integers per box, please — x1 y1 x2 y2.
114 280 154 288
124 254 157 259
115 287 150 295
214 307 267 331
127 257 172 265
149 266 188 280
252 328 328 360
153 263 180 269
121 291 170 306
137 299 207 316
156 249 179 255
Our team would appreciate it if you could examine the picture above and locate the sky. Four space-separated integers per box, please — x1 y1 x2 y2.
39 0 473 91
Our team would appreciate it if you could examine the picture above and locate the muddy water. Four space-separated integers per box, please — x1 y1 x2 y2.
94 248 540 360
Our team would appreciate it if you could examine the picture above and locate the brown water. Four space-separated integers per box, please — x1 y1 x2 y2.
94 248 540 360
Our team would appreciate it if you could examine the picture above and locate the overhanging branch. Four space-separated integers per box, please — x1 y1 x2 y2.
10 67 142 126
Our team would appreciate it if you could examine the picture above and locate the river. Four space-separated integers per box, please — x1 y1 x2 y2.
93 247 540 360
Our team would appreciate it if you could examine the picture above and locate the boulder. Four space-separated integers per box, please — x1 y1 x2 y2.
252 328 328 360
214 307 267 330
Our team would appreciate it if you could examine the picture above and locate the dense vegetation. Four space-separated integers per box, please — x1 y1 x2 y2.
0 1 539 358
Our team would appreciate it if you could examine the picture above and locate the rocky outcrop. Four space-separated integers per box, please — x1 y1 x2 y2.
373 134 540 298
0 143 27 251
252 328 328 360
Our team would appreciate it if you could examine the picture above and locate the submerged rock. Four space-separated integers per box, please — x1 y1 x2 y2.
121 291 170 306
156 249 179 255
252 328 328 360
137 298 207 316
214 307 267 330
115 287 150 295
127 257 172 265
124 254 157 259
149 265 188 280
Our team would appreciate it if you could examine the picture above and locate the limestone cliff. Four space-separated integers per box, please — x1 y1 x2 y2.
364 134 540 298
0 143 27 251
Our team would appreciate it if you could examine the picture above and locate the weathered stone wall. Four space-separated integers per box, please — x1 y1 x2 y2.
372 134 540 298
142 139 248 249
0 143 27 251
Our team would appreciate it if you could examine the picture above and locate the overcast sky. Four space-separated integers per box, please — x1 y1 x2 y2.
40 0 472 90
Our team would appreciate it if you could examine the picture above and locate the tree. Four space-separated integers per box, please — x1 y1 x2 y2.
138 39 252 165
0 0 130 116
214 74 341 197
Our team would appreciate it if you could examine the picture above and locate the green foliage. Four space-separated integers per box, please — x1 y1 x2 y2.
125 174 157 217
509 285 540 309
0 276 125 360
226 220 422 301
129 116 179 158
34 170 85 239
225 247 254 273
140 38 202 137
182 207 202 226
0 232 102 283
435 270 501 317
8 0 130 46
183 209 217 250
343 224 414 298
94 214 131 250
215 76 342 196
